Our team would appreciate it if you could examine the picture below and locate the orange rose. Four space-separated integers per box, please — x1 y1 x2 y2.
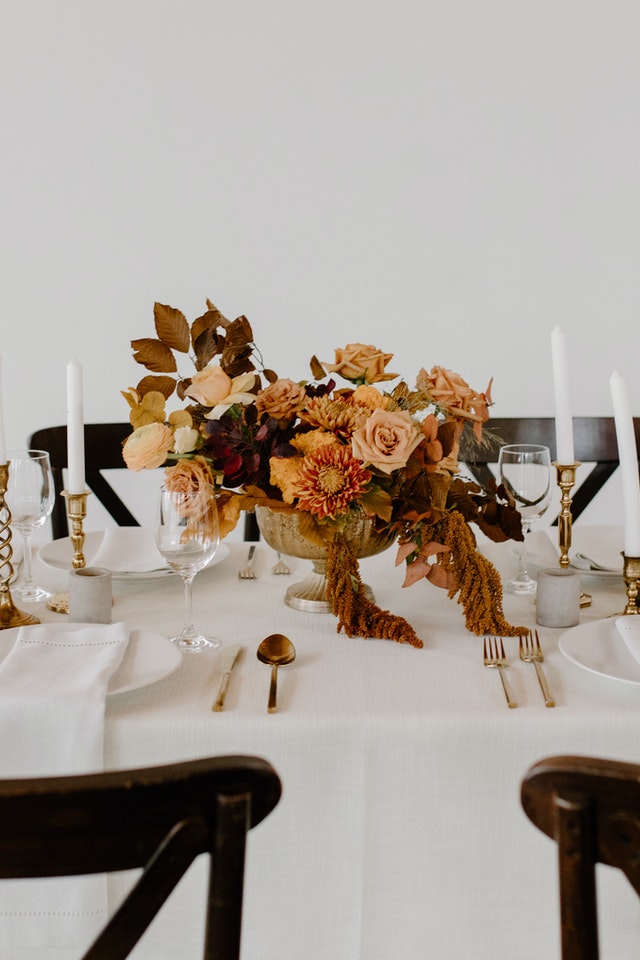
255 379 306 420
122 423 174 471
184 363 233 406
351 408 423 475
323 343 398 384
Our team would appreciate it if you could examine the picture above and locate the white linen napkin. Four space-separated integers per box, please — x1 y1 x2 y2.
0 622 130 949
615 617 640 666
90 527 166 573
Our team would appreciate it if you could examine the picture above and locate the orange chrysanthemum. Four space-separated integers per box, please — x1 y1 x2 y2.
301 396 369 438
293 445 372 519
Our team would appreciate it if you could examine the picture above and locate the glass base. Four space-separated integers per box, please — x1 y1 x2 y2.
171 632 220 653
12 582 52 603
504 574 537 596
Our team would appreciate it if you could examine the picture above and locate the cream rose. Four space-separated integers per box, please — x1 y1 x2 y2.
351 408 423 475
255 379 306 420
184 363 233 406
323 343 398 384
122 423 174 471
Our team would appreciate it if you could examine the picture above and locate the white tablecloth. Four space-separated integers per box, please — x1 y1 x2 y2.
7 533 640 960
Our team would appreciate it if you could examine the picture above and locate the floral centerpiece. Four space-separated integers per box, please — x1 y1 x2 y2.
122 300 525 649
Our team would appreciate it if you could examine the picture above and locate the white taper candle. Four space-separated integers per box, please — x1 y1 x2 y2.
66 358 85 494
610 370 640 556
551 326 574 464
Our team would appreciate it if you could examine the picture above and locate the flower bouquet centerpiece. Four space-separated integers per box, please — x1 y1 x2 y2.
122 300 526 649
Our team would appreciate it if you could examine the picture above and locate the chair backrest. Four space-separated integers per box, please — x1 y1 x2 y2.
521 754 640 960
29 424 138 538
28 424 261 541
459 417 640 522
0 754 281 960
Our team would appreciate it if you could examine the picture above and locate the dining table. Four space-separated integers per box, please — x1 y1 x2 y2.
5 526 640 960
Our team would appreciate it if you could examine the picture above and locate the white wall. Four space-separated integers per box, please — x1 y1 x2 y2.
2 1 639 530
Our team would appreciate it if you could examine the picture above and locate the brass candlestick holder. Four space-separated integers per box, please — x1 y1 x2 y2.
61 490 89 569
553 460 591 608
45 490 90 616
621 554 640 615
0 462 40 628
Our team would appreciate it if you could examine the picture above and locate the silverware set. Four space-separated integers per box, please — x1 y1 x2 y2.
483 630 554 708
211 634 297 713
238 545 291 578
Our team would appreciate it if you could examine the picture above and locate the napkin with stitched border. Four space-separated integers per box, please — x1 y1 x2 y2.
0 621 129 949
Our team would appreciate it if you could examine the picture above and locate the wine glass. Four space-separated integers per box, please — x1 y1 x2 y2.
498 443 552 595
5 449 55 602
155 482 221 652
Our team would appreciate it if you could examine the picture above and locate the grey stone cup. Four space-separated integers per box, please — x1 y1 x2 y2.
68 566 113 624
536 568 581 628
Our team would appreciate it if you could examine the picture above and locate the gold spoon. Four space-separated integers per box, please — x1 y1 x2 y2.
257 634 296 713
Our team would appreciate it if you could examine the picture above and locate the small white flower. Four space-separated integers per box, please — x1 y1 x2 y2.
172 426 200 455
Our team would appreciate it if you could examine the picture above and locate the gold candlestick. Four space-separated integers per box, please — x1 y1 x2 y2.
0 462 40 628
61 490 89 569
621 554 640 615
553 460 591 608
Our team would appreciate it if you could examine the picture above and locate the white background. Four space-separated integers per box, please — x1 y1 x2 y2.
2 0 639 529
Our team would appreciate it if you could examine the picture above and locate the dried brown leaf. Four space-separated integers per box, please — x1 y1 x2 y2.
192 326 223 371
309 355 326 380
136 375 176 400
220 315 256 378
131 338 177 373
192 307 229 343
153 303 190 352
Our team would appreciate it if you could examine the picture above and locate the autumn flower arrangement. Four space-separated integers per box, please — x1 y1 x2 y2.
122 300 525 648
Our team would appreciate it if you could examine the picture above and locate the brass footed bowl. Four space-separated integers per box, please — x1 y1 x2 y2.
255 505 395 613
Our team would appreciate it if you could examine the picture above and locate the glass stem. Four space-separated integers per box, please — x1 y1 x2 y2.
515 525 530 580
20 533 35 590
181 574 197 640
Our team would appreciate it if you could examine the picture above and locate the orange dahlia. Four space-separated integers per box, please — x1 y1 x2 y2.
293 445 372 519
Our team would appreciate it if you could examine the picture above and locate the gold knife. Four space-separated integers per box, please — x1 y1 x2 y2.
212 644 244 711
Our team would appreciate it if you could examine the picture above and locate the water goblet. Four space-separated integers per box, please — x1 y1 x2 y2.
498 443 552 595
155 482 220 652
5 449 55 602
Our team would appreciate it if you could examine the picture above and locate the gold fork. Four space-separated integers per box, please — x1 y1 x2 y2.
238 544 257 580
483 636 517 708
519 630 555 708
272 552 291 575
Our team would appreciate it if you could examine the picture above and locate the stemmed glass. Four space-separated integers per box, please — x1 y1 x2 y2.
155 482 221 652
5 449 55 602
498 443 552 595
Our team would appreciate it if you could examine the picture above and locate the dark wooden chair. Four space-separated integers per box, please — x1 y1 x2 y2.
28 424 260 541
0 754 281 960
521 754 640 960
459 417 640 522
29 424 137 539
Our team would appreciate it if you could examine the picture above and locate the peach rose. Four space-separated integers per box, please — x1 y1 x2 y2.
418 366 493 440
164 457 218 528
323 343 398 384
255 379 306 420
122 423 174 471
184 363 233 406
351 408 423 475
164 456 216 495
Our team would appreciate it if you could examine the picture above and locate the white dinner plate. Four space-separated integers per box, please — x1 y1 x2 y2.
0 623 182 695
558 618 640 686
38 532 230 583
